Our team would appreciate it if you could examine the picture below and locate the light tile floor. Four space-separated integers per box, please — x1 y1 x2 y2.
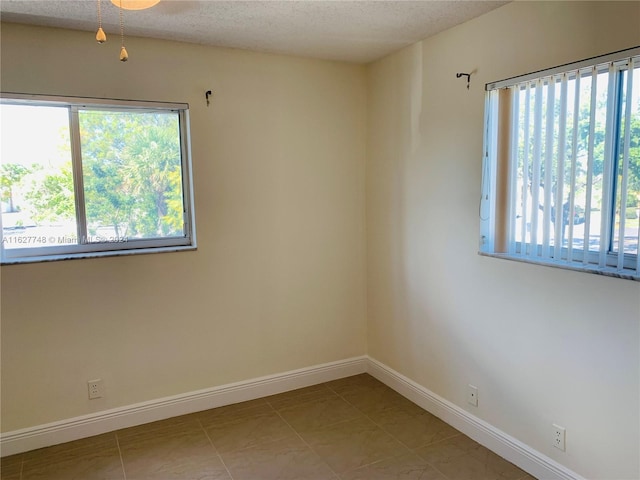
0 374 538 480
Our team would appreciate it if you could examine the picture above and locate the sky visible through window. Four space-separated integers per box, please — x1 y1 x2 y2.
1 105 76 248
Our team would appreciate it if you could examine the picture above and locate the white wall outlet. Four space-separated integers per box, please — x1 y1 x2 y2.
88 379 104 400
552 424 566 451
467 384 478 407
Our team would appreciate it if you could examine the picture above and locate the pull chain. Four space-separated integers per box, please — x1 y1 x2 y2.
119 0 129 61
96 0 106 43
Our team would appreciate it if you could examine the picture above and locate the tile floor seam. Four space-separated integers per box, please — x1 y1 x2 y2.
412 441 523 480
321 381 431 475
326 393 422 447
200 407 302 459
304 414 369 434
361 410 416 451
323 383 374 418
272 408 341 478
412 455 451 480
197 402 277 429
323 380 464 480
207 430 298 457
274 406 427 479
407 439 460 480
337 452 412 477
197 418 236 480
114 432 127 480
362 408 462 453
413 432 464 451
276 404 365 436
17 456 23 480
323 381 343 396
342 451 407 475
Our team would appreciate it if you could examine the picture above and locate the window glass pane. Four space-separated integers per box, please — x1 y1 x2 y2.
1 104 77 249
79 109 185 242
561 70 609 253
586 70 609 252
514 77 584 252
566 72 594 253
613 66 640 256
556 76 578 251
514 81 544 249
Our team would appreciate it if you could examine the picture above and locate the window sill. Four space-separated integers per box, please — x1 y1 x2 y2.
1 244 197 265
478 251 640 282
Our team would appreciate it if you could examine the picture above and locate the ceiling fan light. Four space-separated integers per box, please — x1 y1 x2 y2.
110 0 160 10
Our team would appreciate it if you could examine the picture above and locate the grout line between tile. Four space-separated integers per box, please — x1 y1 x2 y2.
362 405 462 452
198 401 300 458
321 380 420 474
414 430 463 448
270 387 369 432
323 381 342 396
272 409 341 477
274 403 416 479
323 380 374 414
416 459 450 480
324 379 462 480
197 418 235 480
364 412 464 480
114 432 127 480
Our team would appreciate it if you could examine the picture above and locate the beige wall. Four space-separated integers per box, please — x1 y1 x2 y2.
2 2 640 479
366 2 640 479
0 24 367 431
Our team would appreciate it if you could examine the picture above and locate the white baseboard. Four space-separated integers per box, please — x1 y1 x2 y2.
366 357 585 480
0 356 368 457
0 354 586 480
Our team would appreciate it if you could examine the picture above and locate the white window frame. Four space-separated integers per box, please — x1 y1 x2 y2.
0 93 197 264
480 47 640 281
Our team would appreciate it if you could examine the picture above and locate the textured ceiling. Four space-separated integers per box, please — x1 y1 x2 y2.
0 0 508 63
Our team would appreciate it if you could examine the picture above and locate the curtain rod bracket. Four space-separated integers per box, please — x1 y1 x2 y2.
456 72 471 90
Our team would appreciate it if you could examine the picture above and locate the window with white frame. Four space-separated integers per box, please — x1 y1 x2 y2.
480 47 640 280
0 94 196 264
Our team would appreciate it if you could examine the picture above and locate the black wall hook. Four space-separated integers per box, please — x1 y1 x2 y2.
205 90 212 107
456 73 471 90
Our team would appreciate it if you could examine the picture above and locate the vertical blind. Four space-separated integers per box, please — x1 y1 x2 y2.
481 47 640 281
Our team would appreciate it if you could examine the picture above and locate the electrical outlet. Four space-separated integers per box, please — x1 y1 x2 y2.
467 384 478 407
88 379 104 400
552 424 565 451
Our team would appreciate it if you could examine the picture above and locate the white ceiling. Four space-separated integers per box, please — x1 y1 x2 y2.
0 0 508 63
